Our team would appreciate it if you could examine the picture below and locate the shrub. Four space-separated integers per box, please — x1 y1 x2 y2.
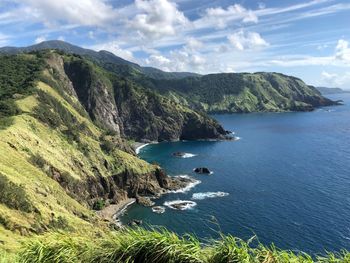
29 153 47 169
92 199 105 211
48 216 70 230
100 140 115 154
0 100 20 117
0 117 14 130
0 173 34 213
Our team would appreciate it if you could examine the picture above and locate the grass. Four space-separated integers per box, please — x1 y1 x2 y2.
2 228 348 263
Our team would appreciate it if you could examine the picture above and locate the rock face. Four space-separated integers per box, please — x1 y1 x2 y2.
64 59 123 135
60 56 228 142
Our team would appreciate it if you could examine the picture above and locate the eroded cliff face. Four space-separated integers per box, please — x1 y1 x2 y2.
49 54 228 142
113 79 228 141
0 52 205 242
62 58 123 136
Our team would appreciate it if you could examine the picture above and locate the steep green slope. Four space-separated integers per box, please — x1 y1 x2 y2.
0 40 200 80
144 72 337 113
61 54 228 141
0 51 206 251
0 41 336 114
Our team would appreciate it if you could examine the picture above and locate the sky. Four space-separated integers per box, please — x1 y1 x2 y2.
0 0 349 89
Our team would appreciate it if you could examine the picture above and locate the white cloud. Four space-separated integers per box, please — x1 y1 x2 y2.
258 2 266 9
88 31 95 39
129 0 188 40
335 39 350 63
317 43 328 50
34 35 46 44
0 33 10 46
90 41 136 62
14 0 118 27
228 30 269 51
185 37 203 51
146 54 171 70
145 48 206 72
321 71 350 88
197 4 258 29
57 36 65 41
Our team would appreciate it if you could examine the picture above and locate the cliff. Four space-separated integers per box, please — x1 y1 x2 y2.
0 51 205 250
0 41 337 114
145 72 338 113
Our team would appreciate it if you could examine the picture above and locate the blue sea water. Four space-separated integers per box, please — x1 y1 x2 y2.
121 94 350 254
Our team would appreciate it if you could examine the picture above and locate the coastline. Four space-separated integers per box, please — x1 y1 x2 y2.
134 143 150 154
97 198 136 225
133 141 159 154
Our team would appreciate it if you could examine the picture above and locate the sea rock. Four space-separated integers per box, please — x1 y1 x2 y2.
152 206 165 214
164 200 197 210
128 219 142 226
193 167 211 174
136 196 155 207
172 152 186 157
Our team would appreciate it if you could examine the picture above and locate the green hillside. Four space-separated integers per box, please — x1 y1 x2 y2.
143 72 337 113
0 50 220 253
0 46 345 262
0 41 337 114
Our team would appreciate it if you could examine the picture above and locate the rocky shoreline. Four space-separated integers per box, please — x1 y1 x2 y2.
99 172 199 226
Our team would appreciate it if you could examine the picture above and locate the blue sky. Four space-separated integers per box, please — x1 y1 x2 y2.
0 0 349 89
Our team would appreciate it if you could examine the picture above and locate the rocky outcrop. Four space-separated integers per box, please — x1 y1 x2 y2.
64 59 123 135
113 79 228 141
49 166 192 208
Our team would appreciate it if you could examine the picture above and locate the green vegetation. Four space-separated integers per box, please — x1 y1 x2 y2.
0 173 34 213
92 199 106 211
0 48 344 261
0 54 42 129
4 228 347 263
139 72 335 113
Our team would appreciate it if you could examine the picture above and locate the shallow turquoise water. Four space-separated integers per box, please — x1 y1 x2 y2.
121 94 350 254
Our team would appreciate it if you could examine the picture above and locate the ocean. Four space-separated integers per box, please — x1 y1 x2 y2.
121 93 350 254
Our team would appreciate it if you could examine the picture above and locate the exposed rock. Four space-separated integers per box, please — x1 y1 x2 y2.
172 152 186 157
64 59 123 135
136 196 155 207
152 206 165 214
128 219 142 226
193 167 211 174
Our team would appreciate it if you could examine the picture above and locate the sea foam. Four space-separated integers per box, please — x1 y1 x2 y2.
191 191 229 200
164 200 197 210
181 153 197 158
167 175 201 194
135 143 150 154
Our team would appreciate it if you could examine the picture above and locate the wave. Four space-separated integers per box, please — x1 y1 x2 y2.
191 191 229 200
167 175 201 194
152 206 166 214
234 136 241 141
181 153 197 158
164 200 197 210
135 143 150 154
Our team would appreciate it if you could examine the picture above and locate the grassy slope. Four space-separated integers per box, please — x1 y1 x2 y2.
0 76 154 252
5 228 349 263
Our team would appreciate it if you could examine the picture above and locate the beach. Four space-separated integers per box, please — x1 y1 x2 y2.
97 198 136 224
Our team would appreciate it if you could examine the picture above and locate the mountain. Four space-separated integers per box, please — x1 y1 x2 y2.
0 50 229 250
0 40 200 80
0 41 345 258
0 41 337 113
316 86 350 95
142 72 338 113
